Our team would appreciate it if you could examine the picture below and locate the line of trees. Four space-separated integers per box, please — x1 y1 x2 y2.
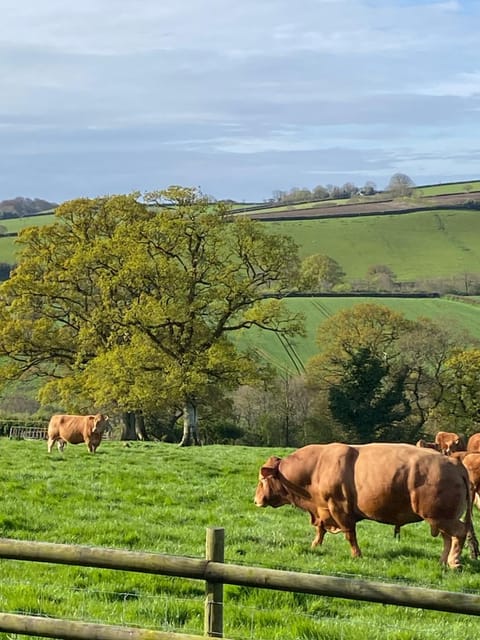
269 173 416 205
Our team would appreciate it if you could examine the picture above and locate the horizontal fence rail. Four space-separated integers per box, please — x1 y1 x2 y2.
0 528 480 639
0 612 211 640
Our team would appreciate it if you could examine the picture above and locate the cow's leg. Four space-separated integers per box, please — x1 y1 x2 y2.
475 493 480 510
311 525 326 549
430 518 466 568
343 528 362 558
329 512 362 557
47 437 56 453
328 498 362 558
447 535 465 569
439 533 451 566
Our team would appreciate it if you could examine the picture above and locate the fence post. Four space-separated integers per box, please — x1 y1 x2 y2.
204 527 224 638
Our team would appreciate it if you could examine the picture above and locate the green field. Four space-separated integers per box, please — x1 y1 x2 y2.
266 209 480 281
415 181 480 196
0 214 55 234
237 296 480 374
0 439 479 640
2 209 479 285
0 235 18 263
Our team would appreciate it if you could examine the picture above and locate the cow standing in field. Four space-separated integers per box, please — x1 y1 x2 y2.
467 433 480 452
434 431 466 456
451 451 480 510
47 414 110 453
254 442 478 569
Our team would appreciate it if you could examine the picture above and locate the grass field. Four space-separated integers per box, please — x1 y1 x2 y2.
266 209 480 281
0 214 55 234
414 181 480 196
2 209 479 286
0 439 479 640
236 296 480 374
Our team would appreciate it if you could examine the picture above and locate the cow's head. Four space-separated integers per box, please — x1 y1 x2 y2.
254 456 291 508
92 414 110 434
435 431 466 456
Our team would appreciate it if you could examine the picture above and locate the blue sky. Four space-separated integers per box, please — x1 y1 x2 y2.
1 0 480 203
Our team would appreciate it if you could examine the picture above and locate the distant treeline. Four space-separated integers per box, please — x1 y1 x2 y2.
0 197 58 218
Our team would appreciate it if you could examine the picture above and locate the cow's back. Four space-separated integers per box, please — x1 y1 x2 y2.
48 415 88 444
350 443 468 526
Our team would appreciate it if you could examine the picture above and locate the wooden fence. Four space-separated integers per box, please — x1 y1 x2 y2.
0 528 479 640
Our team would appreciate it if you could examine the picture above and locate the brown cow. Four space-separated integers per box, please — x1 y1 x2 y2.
47 414 110 453
451 451 480 510
434 431 466 456
467 433 480 452
254 442 477 568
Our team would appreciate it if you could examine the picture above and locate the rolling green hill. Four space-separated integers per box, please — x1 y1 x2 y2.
266 209 480 281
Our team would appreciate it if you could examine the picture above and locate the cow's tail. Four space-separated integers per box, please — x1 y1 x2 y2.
464 474 479 560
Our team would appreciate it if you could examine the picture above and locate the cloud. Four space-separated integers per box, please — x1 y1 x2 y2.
1 0 480 201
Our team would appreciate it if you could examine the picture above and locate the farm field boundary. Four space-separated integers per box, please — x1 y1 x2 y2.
0 528 479 640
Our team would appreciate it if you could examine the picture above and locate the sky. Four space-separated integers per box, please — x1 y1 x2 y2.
1 0 480 204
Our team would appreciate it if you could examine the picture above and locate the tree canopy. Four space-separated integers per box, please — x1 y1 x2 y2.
304 303 477 442
299 254 345 292
0 187 305 444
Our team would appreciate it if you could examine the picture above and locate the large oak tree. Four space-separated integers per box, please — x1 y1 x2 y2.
0 187 304 445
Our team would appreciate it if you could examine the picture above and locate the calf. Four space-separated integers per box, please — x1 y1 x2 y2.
434 431 466 456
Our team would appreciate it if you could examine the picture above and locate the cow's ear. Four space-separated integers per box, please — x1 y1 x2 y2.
260 456 281 477
260 466 274 478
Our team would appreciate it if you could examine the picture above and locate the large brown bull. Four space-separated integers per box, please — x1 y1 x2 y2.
47 414 110 453
254 442 477 568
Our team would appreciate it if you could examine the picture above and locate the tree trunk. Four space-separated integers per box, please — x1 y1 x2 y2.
135 413 148 440
120 411 149 440
179 401 202 446
120 412 135 440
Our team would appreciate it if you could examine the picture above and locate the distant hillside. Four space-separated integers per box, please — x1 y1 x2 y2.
242 190 480 220
0 197 58 218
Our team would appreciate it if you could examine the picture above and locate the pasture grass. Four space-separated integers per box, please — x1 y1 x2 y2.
0 235 17 264
415 181 480 196
0 216 55 234
0 439 479 639
266 209 480 280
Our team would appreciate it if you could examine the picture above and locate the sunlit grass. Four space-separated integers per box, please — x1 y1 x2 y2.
0 440 479 639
